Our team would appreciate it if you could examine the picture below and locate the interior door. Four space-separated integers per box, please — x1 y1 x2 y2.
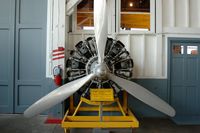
14 0 48 113
0 0 15 113
170 39 200 124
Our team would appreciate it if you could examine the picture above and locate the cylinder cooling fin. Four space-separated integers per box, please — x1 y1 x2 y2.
66 37 134 99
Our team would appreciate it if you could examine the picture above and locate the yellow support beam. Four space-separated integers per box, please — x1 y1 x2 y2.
78 106 120 112
72 100 82 116
62 112 139 128
117 100 126 116
64 116 135 122
62 122 138 128
62 90 139 130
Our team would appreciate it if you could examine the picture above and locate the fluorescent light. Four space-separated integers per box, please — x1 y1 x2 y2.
130 28 149 31
83 26 94 30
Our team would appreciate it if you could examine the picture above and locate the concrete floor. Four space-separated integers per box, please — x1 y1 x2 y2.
0 114 200 133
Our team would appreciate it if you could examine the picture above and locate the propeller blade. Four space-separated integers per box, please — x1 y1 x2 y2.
24 73 95 118
108 73 176 117
94 0 107 63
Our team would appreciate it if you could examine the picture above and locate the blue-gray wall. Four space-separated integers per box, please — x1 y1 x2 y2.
130 79 168 118
14 0 48 113
0 0 15 113
0 0 62 116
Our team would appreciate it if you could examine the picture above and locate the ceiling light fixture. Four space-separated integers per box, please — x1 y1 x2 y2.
129 2 133 7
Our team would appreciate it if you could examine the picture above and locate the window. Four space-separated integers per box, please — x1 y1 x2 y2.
76 0 94 30
187 46 198 55
172 44 184 55
74 0 154 32
118 0 154 32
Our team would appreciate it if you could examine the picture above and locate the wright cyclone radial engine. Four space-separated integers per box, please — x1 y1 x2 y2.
66 37 134 99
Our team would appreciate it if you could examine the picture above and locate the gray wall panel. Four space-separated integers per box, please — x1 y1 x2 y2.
14 0 47 113
0 0 11 25
19 0 45 24
18 29 43 80
0 86 9 106
0 0 15 113
17 85 42 106
0 0 53 115
0 30 9 81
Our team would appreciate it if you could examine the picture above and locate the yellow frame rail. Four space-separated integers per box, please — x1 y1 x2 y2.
61 91 139 132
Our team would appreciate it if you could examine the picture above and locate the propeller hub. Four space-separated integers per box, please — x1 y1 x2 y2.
94 63 108 79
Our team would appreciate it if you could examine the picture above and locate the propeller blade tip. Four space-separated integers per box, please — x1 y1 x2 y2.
169 109 176 117
24 110 33 118
24 113 30 118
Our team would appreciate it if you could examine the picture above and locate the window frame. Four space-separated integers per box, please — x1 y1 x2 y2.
72 5 95 34
72 0 155 34
72 7 93 34
116 0 155 34
72 0 114 34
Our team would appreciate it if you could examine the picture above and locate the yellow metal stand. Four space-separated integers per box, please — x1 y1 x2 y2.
61 90 139 133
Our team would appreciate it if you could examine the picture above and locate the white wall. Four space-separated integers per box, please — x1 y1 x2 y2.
162 0 200 33
46 0 66 78
47 0 200 79
65 0 200 79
